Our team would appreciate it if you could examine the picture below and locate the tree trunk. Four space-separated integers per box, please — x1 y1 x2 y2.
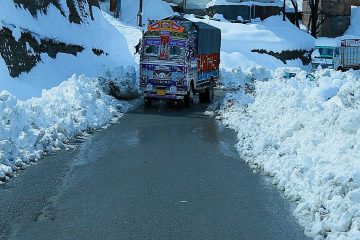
283 0 286 21
309 0 320 37
291 0 300 28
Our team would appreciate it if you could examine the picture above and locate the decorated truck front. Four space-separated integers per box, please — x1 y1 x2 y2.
140 16 221 106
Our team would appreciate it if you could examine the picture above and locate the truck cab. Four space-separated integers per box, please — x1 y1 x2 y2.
312 37 360 71
312 44 341 70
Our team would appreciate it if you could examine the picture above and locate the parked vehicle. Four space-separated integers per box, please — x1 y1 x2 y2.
312 37 360 71
139 16 221 107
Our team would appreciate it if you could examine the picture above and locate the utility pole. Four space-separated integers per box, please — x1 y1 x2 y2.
137 0 143 27
183 0 186 12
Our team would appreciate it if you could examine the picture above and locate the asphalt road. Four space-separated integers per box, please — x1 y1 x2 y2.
0 95 310 240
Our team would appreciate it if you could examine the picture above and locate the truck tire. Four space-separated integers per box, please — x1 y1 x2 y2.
144 97 152 107
184 84 194 107
200 81 214 103
337 66 345 72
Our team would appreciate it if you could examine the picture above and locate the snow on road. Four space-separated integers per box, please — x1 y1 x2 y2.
218 68 360 240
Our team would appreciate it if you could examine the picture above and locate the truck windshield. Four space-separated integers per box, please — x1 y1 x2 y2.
144 45 159 56
316 47 334 59
169 46 185 57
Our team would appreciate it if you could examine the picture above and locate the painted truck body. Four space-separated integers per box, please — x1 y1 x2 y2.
312 37 360 71
140 16 221 106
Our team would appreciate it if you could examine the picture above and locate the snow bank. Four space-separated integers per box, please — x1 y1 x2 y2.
220 68 360 239
0 74 131 182
185 14 315 70
220 65 271 88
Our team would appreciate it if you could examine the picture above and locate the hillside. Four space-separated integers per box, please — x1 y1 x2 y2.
0 0 135 99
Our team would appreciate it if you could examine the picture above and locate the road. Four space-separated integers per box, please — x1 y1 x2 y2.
0 95 310 240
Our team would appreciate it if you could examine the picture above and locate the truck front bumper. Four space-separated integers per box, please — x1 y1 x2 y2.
144 93 184 100
312 63 334 70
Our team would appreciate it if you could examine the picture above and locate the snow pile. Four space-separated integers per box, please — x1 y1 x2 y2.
346 6 360 35
220 68 360 239
185 14 315 70
220 65 271 88
0 74 131 182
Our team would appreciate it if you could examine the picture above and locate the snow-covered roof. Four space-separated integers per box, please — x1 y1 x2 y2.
316 35 360 47
206 0 282 8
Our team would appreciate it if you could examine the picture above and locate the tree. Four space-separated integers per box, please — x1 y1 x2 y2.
282 0 286 21
307 0 324 37
290 0 300 28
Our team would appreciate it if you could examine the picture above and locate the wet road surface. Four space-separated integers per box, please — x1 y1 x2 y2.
0 95 310 240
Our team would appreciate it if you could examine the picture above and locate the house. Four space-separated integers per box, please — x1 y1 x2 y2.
205 0 283 22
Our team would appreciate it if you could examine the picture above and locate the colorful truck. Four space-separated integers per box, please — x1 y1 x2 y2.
140 16 221 106
312 37 360 71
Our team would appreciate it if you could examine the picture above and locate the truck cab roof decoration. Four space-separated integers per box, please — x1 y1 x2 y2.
148 20 184 33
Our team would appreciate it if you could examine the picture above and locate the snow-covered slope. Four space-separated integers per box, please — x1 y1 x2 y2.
119 0 174 26
0 0 136 100
186 14 315 70
346 6 360 35
220 68 360 240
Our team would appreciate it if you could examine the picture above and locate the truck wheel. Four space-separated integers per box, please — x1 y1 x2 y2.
144 97 152 107
184 84 194 107
337 66 345 72
200 81 214 103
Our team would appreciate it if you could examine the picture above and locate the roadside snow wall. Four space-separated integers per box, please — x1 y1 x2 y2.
0 73 132 183
221 69 360 240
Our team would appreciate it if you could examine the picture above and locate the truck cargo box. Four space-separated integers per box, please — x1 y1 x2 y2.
194 22 221 55
341 39 360 69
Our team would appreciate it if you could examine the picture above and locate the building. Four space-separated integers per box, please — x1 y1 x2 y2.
206 0 283 22
302 0 359 37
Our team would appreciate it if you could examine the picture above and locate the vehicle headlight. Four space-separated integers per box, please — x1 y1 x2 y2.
140 76 148 84
176 77 186 86
145 84 153 91
169 86 177 93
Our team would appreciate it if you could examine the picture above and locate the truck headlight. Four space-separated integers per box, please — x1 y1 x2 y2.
145 84 153 91
169 86 177 93
176 77 186 86
140 76 148 84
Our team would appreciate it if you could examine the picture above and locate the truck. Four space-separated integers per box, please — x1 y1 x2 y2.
312 37 360 71
139 16 221 107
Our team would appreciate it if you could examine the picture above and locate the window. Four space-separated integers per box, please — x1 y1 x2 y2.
317 47 334 59
334 47 340 56
144 45 159 56
169 46 184 57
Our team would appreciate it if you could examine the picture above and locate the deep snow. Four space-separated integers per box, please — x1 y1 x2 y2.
218 68 360 240
185 14 315 70
0 73 132 182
